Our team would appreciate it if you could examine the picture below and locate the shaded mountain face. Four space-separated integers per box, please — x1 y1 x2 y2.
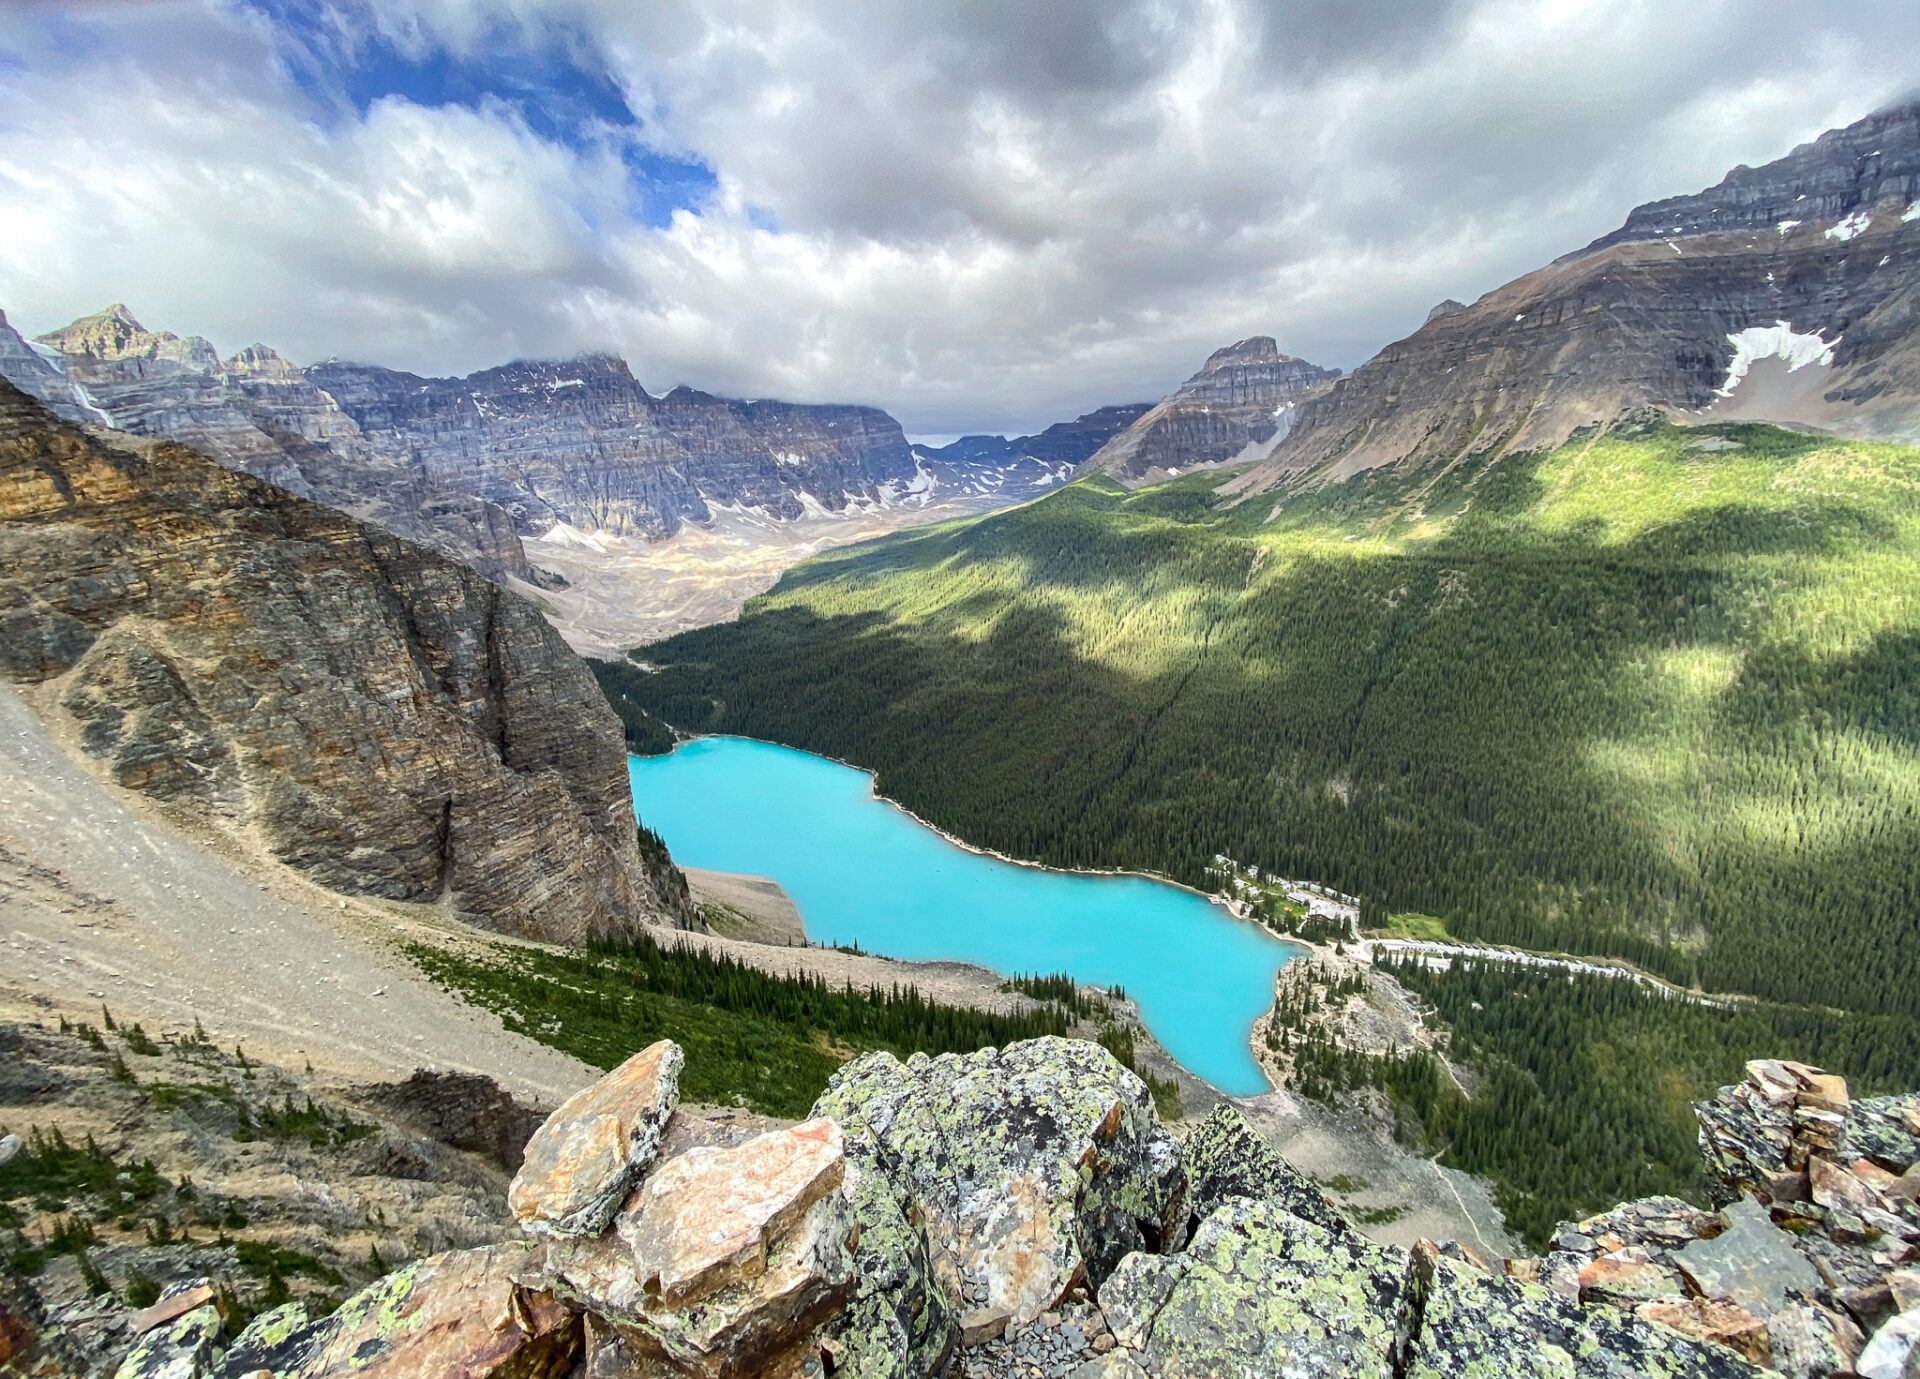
4 306 1022 584
1086 338 1341 484
1230 100 1920 494
15 306 539 583
0 377 688 941
910 402 1153 496
302 354 919 536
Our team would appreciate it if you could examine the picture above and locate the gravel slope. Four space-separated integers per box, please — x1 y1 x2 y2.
0 678 598 1104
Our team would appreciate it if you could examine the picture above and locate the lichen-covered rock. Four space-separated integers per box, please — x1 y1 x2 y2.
815 1154 955 1379
1408 1250 1763 1378
112 1281 222 1379
252 1242 580 1379
1765 1290 1865 1379
1843 1096 1920 1176
1178 1103 1351 1240
1100 1197 1411 1378
1673 1197 1823 1316
811 1037 1182 1351
523 1121 857 1378
510 1040 684 1238
207 1303 309 1379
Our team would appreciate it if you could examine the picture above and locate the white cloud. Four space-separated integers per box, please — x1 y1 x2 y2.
0 0 1915 434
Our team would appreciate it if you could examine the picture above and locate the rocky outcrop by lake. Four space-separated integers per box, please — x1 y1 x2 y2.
34 1034 1916 1379
0 377 686 942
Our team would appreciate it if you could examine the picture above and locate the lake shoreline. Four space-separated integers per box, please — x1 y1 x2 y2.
630 734 1299 1093
656 732 1262 917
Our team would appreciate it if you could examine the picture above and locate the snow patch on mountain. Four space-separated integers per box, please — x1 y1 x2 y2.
1824 211 1872 242
1716 321 1840 398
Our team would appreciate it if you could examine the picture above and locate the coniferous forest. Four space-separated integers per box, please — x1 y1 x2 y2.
603 420 1920 1028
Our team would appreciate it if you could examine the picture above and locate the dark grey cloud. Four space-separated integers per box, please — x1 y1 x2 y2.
0 0 1915 436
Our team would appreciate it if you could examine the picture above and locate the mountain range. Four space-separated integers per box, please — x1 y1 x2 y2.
0 307 1146 592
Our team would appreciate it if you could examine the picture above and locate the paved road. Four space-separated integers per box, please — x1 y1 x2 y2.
0 680 597 1105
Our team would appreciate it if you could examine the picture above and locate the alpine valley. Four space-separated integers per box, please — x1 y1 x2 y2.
4 44 1920 1379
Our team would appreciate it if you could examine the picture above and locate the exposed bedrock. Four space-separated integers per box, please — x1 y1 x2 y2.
0 377 689 941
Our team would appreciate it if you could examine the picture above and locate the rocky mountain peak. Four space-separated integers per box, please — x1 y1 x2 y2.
1226 100 1920 492
38 303 219 373
1203 335 1287 369
1087 336 1340 483
1583 98 1920 255
1426 299 1468 322
220 343 299 378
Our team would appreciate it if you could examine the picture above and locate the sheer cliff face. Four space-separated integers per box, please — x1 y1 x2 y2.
303 355 917 537
12 306 928 572
0 378 686 942
1086 338 1340 484
21 306 538 584
1235 101 1920 491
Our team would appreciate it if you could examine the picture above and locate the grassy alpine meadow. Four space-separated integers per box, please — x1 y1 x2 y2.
608 418 1920 1027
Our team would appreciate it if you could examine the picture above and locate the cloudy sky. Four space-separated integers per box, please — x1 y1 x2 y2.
0 1 1914 437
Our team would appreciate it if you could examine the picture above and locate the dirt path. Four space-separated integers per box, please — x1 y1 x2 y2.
0 680 598 1105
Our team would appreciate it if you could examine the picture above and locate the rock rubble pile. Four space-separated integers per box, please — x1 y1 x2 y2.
57 1043 1920 1379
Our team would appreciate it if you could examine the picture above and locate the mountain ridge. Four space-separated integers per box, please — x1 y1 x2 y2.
1085 335 1341 484
1221 99 1920 495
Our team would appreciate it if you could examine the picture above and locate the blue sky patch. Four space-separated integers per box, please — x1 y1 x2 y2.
251 0 716 226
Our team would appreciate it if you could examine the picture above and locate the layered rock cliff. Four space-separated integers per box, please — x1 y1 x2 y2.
1229 99 1920 492
1086 337 1340 484
0 376 687 941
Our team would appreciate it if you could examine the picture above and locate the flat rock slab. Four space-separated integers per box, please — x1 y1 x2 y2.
1100 1197 1411 1378
1674 1197 1823 1315
619 1118 845 1306
114 1281 222 1379
525 1121 858 1378
510 1039 684 1237
1410 1252 1762 1378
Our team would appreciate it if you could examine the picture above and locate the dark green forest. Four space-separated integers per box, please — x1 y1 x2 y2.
1269 955 1920 1249
607 420 1920 1026
407 932 1072 1116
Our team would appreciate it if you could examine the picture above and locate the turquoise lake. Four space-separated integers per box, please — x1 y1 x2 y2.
627 736 1299 1094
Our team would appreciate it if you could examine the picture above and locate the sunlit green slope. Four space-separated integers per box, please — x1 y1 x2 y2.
614 419 1920 1021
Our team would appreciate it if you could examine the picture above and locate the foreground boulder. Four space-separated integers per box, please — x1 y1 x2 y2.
810 1038 1183 1375
510 1040 684 1237
519 1118 856 1378
1101 1197 1411 1377
200 1244 577 1379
